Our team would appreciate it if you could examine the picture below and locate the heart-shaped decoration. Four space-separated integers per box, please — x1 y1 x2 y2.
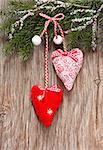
31 85 63 127
51 48 83 91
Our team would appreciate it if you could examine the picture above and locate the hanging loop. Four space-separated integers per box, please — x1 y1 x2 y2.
39 13 67 88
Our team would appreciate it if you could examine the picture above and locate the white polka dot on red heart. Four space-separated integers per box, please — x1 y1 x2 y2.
47 108 53 115
37 95 43 101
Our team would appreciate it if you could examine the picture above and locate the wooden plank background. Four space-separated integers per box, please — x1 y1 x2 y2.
0 1 103 150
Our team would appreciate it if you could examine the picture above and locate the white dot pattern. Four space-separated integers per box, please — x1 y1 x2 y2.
47 108 53 115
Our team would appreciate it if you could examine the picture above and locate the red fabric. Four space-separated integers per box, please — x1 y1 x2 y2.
31 85 63 127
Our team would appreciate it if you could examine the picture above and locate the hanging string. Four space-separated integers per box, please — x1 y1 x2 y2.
44 30 49 88
39 13 66 88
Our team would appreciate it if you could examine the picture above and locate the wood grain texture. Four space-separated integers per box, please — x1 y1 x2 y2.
0 1 103 150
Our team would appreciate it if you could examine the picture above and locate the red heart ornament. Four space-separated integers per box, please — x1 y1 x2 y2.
31 85 63 127
51 48 83 91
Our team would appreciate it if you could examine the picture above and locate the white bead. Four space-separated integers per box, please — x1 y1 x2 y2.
32 35 42 46
53 35 63 45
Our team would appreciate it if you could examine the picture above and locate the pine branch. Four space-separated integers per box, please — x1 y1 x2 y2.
0 0 103 60
98 13 103 51
67 26 92 51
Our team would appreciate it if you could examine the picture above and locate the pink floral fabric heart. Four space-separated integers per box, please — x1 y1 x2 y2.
51 48 83 91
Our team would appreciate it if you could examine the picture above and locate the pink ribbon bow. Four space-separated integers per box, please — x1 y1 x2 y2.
51 49 78 62
39 13 65 39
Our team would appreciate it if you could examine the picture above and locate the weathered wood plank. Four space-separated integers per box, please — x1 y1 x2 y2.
0 1 103 150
